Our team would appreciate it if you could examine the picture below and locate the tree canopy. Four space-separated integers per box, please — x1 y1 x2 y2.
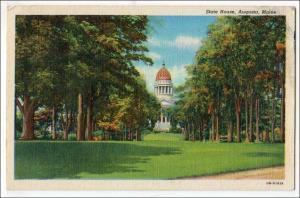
169 16 285 143
15 15 160 141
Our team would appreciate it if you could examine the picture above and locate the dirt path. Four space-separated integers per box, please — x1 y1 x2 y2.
185 166 284 179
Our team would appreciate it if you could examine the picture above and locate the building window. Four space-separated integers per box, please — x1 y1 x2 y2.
162 116 165 123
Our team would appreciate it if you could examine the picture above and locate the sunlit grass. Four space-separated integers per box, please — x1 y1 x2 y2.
15 133 284 179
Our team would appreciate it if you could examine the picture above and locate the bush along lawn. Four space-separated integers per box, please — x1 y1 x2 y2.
15 133 284 179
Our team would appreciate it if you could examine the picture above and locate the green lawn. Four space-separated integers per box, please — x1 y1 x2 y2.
15 133 284 179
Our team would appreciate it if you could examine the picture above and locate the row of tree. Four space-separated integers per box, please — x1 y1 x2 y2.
169 16 285 143
15 15 160 140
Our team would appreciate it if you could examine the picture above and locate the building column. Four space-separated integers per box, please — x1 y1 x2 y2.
160 111 163 122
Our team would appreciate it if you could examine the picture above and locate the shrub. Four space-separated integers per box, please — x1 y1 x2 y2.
141 129 152 134
15 130 22 140
203 129 210 140
93 130 104 137
169 127 181 134
35 130 52 140
68 133 77 141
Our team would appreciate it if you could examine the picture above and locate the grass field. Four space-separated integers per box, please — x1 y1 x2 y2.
15 133 284 179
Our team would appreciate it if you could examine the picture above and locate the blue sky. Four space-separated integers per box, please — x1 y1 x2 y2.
136 16 216 92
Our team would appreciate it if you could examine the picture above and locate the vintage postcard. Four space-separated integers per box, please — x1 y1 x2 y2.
4 3 296 192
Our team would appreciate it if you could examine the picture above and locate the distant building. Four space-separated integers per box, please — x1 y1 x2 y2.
154 63 175 131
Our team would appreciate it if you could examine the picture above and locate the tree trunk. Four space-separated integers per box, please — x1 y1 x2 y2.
271 95 276 143
187 122 190 140
184 124 189 140
62 111 71 141
215 112 219 141
63 118 69 140
193 122 196 141
235 97 241 143
19 96 35 140
216 91 220 142
92 119 95 132
128 129 130 141
255 97 260 143
63 126 68 140
77 93 84 141
199 120 203 141
245 97 249 142
249 94 253 142
280 82 285 143
69 111 74 132
265 129 270 143
87 92 93 140
83 112 87 139
51 106 56 140
211 113 215 141
227 120 233 142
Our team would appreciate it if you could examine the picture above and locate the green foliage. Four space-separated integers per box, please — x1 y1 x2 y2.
68 133 77 141
93 130 104 137
15 110 23 139
169 127 181 134
35 131 52 140
15 15 157 140
170 16 285 143
141 129 153 135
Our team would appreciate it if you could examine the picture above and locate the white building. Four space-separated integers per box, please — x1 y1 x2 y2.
154 63 175 131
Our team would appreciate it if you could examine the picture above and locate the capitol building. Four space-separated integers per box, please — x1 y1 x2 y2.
154 63 175 131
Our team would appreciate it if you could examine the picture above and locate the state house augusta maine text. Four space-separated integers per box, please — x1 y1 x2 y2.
206 9 277 15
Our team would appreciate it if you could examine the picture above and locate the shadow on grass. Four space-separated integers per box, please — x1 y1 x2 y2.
14 141 181 179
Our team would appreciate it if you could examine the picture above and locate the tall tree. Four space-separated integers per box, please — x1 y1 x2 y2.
16 16 54 139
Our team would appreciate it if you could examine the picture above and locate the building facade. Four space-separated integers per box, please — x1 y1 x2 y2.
154 63 175 131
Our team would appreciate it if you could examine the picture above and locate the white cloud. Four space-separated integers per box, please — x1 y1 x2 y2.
148 35 202 50
168 64 188 86
148 37 161 47
174 36 202 49
147 52 161 61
